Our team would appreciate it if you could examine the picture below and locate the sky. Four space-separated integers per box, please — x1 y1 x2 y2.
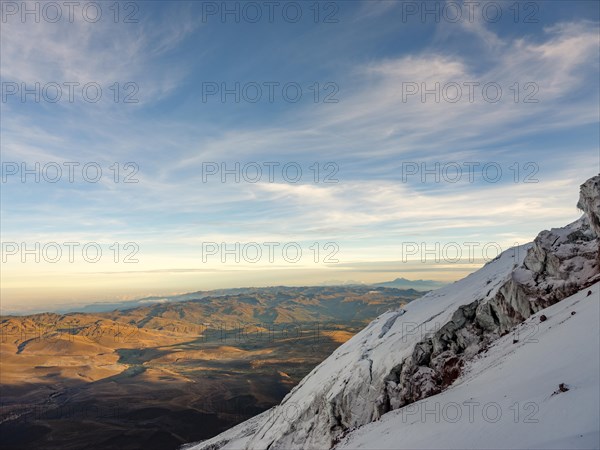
1 0 599 312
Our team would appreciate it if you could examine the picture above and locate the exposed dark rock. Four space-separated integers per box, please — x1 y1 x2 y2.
552 383 570 395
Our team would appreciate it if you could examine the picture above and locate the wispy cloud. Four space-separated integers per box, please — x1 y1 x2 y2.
1 3 598 308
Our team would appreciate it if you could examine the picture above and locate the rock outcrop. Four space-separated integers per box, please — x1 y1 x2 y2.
578 175 600 238
376 175 600 422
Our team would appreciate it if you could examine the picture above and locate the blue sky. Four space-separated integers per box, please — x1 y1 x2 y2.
1 0 599 311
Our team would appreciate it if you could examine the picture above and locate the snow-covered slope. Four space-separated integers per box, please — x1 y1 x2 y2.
185 175 600 450
338 281 600 450
187 245 528 450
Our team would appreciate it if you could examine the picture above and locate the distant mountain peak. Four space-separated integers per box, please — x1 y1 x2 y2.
373 278 447 291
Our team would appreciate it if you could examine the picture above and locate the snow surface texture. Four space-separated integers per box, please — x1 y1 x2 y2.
185 175 600 450
188 245 527 450
337 282 600 450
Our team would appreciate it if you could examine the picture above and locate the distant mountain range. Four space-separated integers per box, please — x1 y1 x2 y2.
373 277 447 291
4 280 446 315
58 288 259 314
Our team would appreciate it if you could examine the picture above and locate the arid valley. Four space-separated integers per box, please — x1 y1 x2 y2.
0 286 420 449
